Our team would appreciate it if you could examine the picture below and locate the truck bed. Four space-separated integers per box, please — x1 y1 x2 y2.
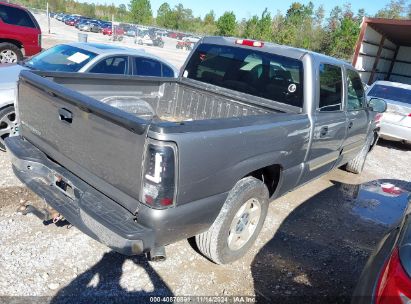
44 72 273 122
17 70 295 214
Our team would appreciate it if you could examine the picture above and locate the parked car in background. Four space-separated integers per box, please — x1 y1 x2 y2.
102 27 124 36
88 22 101 33
126 29 137 37
168 32 184 39
352 182 411 303
0 42 178 151
152 36 164 48
0 1 42 63
155 30 168 37
136 34 153 46
78 20 90 31
176 40 193 50
182 36 201 43
366 81 411 145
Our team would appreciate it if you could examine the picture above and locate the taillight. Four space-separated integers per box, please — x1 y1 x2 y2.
235 39 264 47
407 113 411 117
141 140 177 209
375 248 411 304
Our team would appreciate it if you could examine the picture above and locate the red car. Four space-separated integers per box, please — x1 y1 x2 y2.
102 27 124 36
0 1 42 63
168 32 184 40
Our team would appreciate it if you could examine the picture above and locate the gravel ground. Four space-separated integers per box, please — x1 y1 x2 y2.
1 12 411 304
1 140 410 303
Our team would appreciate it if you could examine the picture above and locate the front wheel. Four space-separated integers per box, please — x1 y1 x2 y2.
195 177 269 264
0 106 18 151
345 133 374 174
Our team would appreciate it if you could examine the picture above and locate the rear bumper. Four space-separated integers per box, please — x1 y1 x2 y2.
379 122 411 143
5 136 226 255
5 136 154 255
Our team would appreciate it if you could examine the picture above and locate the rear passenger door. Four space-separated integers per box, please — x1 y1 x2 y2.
340 69 370 162
301 63 348 183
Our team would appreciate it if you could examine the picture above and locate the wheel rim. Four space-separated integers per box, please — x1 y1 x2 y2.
227 198 261 251
0 109 18 150
0 49 18 64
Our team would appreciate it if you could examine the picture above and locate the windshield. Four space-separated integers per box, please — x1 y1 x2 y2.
368 84 411 105
24 45 97 72
184 43 304 108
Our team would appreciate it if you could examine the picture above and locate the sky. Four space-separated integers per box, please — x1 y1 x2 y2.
92 0 391 19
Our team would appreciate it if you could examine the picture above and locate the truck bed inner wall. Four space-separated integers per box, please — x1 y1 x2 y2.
49 75 273 121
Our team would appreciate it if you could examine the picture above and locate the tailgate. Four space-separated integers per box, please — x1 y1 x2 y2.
17 71 149 213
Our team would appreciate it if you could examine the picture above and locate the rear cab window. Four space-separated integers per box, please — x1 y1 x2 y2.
184 43 304 108
318 64 343 112
0 4 38 29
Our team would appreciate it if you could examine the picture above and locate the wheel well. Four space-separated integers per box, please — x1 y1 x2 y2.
246 164 282 197
0 39 23 49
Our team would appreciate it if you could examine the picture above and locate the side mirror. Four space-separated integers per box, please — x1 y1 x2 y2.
369 98 387 113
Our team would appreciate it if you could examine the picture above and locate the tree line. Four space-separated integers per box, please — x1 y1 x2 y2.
13 0 411 60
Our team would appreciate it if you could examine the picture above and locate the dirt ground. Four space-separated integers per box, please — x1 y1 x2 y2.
1 12 411 304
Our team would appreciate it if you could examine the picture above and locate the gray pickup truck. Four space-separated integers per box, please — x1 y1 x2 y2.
6 37 386 264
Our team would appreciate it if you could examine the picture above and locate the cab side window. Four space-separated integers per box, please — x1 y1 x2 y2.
347 69 365 111
318 64 343 112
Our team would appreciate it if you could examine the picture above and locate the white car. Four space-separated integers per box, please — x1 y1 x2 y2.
367 80 411 145
136 35 154 46
182 36 201 43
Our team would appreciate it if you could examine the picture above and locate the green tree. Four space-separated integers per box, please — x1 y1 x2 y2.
216 11 237 36
156 2 171 27
129 0 152 24
326 4 361 60
259 8 272 41
243 8 272 41
376 0 406 18
244 15 259 39
203 10 217 34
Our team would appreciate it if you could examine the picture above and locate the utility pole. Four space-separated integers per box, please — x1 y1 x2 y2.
46 2 50 34
112 14 114 39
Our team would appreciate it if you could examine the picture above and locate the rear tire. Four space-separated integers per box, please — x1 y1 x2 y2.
195 177 269 264
345 133 373 174
0 43 23 64
0 106 18 152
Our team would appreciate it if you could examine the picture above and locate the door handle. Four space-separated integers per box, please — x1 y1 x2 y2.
58 108 73 123
320 126 328 137
348 121 353 129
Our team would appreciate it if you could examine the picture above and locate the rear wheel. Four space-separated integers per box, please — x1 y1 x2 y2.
0 43 23 64
0 106 18 151
195 177 269 264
